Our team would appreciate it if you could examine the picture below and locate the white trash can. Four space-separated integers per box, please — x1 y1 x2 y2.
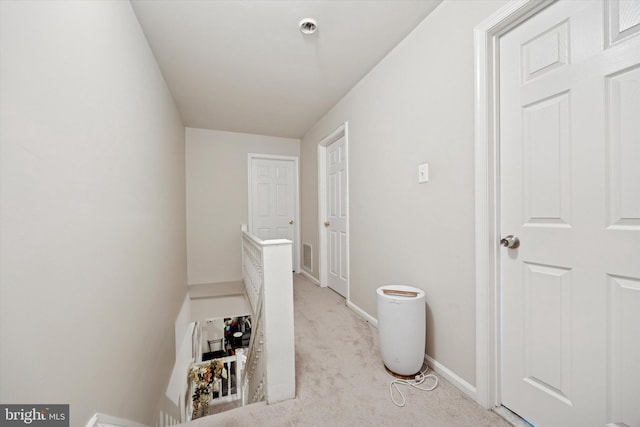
377 285 425 378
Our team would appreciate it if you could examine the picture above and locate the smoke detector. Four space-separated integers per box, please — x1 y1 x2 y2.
299 18 318 35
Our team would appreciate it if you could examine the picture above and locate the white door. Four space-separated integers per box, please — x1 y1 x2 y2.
249 156 297 269
325 136 348 297
499 1 640 426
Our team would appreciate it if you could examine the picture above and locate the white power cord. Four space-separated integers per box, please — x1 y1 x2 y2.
389 365 439 407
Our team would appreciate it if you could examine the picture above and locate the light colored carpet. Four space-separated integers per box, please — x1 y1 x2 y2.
184 275 511 427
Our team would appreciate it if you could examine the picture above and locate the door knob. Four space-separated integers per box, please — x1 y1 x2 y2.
500 235 520 249
324 221 330 227
289 219 294 225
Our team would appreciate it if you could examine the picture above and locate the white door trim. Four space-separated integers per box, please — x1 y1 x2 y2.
473 0 555 409
317 122 349 299
247 153 300 272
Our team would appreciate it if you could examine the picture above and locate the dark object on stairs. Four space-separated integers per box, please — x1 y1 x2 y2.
202 350 226 361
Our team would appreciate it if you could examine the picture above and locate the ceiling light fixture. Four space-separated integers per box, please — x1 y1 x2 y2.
299 18 318 35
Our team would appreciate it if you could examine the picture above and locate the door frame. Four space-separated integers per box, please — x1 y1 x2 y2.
247 153 300 272
317 122 350 299
473 0 555 409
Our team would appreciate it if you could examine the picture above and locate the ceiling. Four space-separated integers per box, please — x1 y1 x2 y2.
130 0 443 138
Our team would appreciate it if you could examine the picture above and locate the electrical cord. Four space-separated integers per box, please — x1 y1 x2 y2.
389 365 439 407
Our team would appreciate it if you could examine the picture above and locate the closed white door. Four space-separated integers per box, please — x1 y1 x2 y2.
249 156 297 269
325 136 348 297
499 1 640 426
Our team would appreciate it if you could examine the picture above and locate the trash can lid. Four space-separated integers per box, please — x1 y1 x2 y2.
377 285 424 299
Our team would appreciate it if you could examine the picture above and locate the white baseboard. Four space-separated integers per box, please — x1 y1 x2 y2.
299 270 320 286
345 301 477 403
346 300 378 327
424 354 477 401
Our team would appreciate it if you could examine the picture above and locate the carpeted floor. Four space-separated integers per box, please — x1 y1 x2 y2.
184 275 511 427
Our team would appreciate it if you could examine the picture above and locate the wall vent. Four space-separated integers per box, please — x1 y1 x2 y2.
302 243 313 271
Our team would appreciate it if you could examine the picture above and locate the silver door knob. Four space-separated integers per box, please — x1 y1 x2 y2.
500 235 520 249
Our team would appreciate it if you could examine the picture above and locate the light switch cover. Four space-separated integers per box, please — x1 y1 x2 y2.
418 163 429 183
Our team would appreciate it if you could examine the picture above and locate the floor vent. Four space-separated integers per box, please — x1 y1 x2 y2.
302 243 313 271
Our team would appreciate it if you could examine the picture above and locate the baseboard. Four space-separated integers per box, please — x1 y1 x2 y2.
346 300 378 327
345 301 477 402
342 291 479 404
85 413 148 427
303 276 479 406
424 354 477 401
299 270 320 286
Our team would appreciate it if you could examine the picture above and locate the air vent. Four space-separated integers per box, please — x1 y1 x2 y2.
303 243 313 271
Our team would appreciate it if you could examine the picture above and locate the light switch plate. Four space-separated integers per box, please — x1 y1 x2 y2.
418 163 429 183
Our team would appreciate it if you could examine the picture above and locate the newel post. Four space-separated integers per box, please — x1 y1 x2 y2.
261 240 295 403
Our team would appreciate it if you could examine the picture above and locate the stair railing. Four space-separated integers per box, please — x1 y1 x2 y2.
186 353 243 420
240 225 295 405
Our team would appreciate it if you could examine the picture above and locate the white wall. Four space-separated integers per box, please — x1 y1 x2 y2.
300 0 507 387
0 1 187 426
186 128 299 284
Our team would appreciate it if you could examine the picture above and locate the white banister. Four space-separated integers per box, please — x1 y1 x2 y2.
187 354 243 420
241 225 295 405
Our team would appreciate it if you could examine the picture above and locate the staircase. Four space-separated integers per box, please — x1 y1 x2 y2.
148 226 295 426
